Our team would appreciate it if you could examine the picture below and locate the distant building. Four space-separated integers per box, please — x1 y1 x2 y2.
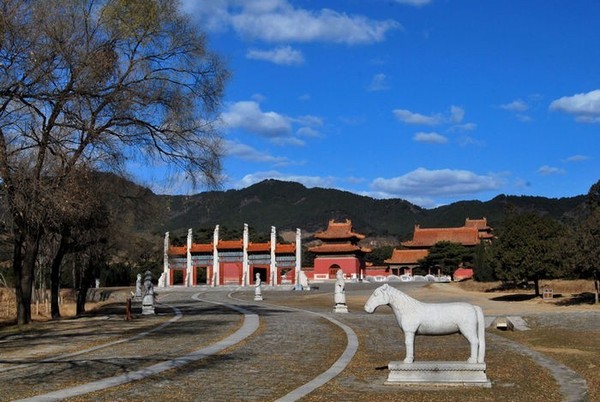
308 219 371 281
386 218 493 277
163 225 301 287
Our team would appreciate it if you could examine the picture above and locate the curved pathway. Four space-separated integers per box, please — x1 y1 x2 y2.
225 293 359 402
0 303 183 374
7 292 257 401
8 289 355 402
488 333 588 402
0 284 593 401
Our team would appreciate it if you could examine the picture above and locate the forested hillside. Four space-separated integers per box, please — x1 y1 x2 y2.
108 176 588 242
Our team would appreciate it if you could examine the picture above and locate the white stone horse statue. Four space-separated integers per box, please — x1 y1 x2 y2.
364 284 485 364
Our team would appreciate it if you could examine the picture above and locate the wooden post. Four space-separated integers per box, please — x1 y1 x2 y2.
125 297 132 321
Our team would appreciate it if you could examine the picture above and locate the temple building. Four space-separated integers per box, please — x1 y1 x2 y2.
163 225 301 287
385 218 493 278
309 219 371 281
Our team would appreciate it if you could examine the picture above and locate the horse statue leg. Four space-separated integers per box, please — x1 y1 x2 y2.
403 331 415 363
476 305 485 363
460 306 484 364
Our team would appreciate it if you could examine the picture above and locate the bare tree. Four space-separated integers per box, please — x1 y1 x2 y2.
0 0 228 324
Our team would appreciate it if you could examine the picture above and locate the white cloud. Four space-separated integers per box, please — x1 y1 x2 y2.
450 105 464 123
500 99 529 112
537 165 566 175
246 46 304 65
393 105 468 126
222 101 291 137
293 115 324 127
223 140 291 165
236 170 337 189
549 89 600 123
221 101 322 145
457 135 485 147
368 73 390 91
394 0 432 6
393 109 443 125
449 122 477 132
564 154 589 162
413 131 448 144
371 167 502 198
184 0 401 45
296 126 321 138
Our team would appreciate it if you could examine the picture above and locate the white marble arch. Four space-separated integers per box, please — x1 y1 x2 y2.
364 284 485 364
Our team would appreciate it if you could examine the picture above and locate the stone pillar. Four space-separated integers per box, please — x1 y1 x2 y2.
294 228 303 290
163 232 170 287
212 225 220 287
186 228 193 287
242 223 249 287
270 226 276 286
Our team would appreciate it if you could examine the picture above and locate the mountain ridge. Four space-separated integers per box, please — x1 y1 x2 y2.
136 177 587 242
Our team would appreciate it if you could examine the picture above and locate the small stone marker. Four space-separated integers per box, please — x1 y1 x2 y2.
542 288 553 301
493 316 514 331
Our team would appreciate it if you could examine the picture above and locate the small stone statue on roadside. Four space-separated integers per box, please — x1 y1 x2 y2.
142 271 155 315
334 269 348 313
158 272 166 288
135 273 142 298
254 272 263 301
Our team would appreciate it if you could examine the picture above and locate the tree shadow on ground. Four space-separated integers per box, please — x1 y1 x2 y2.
490 294 538 302
555 292 597 306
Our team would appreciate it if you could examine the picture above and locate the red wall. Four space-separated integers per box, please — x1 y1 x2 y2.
313 256 361 278
222 262 242 285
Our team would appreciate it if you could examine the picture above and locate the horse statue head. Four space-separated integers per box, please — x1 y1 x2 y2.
364 284 392 313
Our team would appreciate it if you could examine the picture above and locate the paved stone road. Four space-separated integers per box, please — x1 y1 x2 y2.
0 283 596 401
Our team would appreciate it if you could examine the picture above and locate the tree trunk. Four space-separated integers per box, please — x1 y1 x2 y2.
76 260 94 316
50 236 69 319
14 231 41 325
533 277 540 298
76 286 88 316
594 269 599 305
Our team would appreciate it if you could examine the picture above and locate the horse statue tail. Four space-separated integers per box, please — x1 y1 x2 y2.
475 305 485 363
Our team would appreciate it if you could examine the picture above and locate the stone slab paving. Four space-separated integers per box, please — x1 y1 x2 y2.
0 292 243 401
80 289 347 401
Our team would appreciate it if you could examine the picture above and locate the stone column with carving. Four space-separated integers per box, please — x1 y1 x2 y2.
212 225 220 287
294 228 303 290
242 223 249 286
270 226 276 286
186 228 193 287
163 232 170 287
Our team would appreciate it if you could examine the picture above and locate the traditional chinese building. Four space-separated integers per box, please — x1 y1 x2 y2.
308 219 371 280
384 249 429 276
162 225 301 287
386 218 493 277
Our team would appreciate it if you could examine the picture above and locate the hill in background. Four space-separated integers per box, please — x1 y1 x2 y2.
108 175 586 246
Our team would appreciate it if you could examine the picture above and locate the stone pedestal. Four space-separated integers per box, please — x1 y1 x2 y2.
254 294 263 301
334 303 348 313
386 361 491 388
142 296 155 315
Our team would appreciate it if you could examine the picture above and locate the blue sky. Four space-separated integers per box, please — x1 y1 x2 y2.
141 0 600 208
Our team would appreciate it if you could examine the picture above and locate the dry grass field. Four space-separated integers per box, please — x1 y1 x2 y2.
0 287 131 327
